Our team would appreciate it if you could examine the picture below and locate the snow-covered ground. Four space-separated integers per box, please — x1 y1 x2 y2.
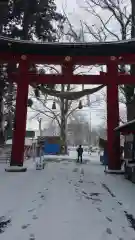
0 154 135 240
43 149 97 161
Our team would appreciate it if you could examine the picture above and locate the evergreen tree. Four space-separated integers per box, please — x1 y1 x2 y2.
3 0 64 40
0 0 65 144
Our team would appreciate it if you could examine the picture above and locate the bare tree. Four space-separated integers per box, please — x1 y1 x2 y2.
29 81 102 153
79 0 135 122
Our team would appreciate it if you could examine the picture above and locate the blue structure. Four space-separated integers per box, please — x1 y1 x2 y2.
44 142 60 155
100 149 108 165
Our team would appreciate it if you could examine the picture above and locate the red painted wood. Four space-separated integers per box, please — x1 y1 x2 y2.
11 73 135 84
10 60 29 166
1 52 135 65
11 73 107 84
100 71 129 76
107 63 121 170
61 62 74 78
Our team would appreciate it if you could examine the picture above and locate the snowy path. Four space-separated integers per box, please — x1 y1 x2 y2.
0 158 135 240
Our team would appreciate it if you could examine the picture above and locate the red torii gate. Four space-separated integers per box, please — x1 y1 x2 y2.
0 37 135 171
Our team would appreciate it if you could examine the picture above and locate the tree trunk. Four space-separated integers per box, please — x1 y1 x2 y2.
60 109 67 154
126 98 135 121
0 94 5 146
129 0 135 121
0 66 5 146
123 0 135 158
128 64 135 121
60 94 67 154
60 84 68 154
131 0 135 38
5 82 14 140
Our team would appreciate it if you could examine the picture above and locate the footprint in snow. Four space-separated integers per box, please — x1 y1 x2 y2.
78 179 83 183
28 208 35 213
38 203 43 208
75 187 78 191
84 181 96 185
97 208 102 212
40 194 45 200
74 183 80 187
82 190 87 195
29 233 35 240
90 192 101 197
21 224 30 229
106 228 112 234
72 168 78 172
117 201 123 206
106 217 112 222
80 168 84 175
32 215 38 220
122 226 126 233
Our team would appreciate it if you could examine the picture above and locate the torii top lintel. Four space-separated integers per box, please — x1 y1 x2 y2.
0 36 135 64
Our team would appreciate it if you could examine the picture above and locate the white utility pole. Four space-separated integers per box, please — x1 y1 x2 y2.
87 95 92 148
38 118 42 137
37 118 42 164
89 107 92 146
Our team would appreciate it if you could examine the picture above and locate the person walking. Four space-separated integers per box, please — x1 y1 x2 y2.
77 145 83 163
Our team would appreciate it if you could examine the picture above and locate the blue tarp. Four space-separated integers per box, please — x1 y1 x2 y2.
100 149 108 165
44 142 60 155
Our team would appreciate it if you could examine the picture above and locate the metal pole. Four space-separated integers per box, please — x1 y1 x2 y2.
38 118 42 164
88 95 92 154
32 138 36 162
89 108 92 146
39 118 42 137
82 84 84 91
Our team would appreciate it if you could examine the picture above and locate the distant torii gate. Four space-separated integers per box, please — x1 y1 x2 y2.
0 37 135 171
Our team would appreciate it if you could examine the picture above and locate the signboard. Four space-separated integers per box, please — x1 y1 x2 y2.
37 136 46 145
7 130 35 140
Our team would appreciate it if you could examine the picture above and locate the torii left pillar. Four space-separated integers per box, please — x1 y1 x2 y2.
5 57 29 172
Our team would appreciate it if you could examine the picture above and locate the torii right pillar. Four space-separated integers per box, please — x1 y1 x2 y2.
107 62 121 170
